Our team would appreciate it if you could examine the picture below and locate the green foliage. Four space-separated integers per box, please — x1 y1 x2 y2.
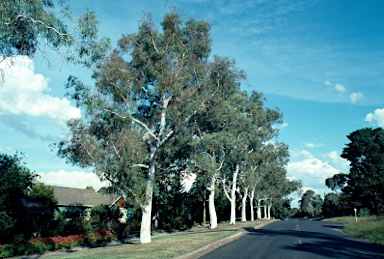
272 198 292 219
29 183 58 212
299 190 323 217
0 152 37 244
322 192 340 218
326 128 384 215
0 230 116 258
85 185 95 191
0 0 110 69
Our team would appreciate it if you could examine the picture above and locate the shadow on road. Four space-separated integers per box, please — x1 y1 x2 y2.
249 226 384 259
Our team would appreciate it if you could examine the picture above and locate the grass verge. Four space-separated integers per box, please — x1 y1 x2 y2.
322 216 384 247
343 218 384 247
47 220 271 259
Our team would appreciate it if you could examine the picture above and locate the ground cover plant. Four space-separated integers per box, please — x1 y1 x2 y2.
0 230 116 258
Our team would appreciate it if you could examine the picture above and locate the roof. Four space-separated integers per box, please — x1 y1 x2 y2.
52 186 122 208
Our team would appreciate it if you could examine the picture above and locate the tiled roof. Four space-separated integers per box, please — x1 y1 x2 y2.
52 186 121 208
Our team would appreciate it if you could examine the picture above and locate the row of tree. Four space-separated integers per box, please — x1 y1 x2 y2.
54 12 301 244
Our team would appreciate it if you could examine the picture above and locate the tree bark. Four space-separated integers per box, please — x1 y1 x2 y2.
203 189 206 224
249 188 255 221
140 158 155 244
241 186 248 222
263 204 267 219
256 199 262 219
208 174 217 229
223 164 239 225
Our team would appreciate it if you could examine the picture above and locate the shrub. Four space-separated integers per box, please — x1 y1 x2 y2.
0 230 117 258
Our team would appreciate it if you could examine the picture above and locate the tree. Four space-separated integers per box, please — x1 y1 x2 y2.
55 12 230 243
339 128 384 215
299 190 323 217
0 0 110 78
322 192 339 218
85 186 95 191
0 152 37 244
29 183 57 212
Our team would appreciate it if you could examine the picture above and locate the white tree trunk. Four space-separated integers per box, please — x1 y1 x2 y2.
208 174 217 229
241 186 248 222
263 204 267 219
203 190 206 224
225 164 239 225
249 189 255 221
140 158 155 244
257 199 262 219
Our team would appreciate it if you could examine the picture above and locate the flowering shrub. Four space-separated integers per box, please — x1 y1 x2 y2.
0 230 116 258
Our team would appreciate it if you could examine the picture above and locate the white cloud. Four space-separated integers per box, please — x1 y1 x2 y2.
365 108 384 127
349 92 363 103
290 149 314 160
324 80 332 86
38 170 108 191
324 151 350 173
304 142 323 148
287 150 341 196
0 56 80 124
288 157 339 185
334 83 346 94
280 122 288 129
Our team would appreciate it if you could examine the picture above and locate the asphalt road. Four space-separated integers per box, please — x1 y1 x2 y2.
200 218 384 259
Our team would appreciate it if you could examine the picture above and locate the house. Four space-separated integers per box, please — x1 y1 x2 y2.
52 186 127 223
52 186 124 210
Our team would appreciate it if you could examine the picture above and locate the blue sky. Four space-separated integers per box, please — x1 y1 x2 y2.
1 0 383 207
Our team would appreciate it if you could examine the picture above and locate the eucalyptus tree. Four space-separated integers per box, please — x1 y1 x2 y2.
221 91 283 224
188 57 245 228
55 13 227 244
0 0 109 73
299 190 323 217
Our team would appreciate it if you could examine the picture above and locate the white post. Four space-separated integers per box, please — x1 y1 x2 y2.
354 208 357 222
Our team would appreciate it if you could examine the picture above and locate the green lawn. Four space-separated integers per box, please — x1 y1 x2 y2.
48 220 271 259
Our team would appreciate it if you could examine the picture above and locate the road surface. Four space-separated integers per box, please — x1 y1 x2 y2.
201 218 384 259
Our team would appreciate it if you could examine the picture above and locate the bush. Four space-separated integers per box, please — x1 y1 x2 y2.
0 230 117 258
358 208 371 217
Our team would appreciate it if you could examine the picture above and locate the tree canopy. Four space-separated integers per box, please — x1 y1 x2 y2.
0 152 37 243
0 0 110 75
326 128 384 215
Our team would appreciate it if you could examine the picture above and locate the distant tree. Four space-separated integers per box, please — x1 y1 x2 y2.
322 192 339 218
97 187 107 194
85 186 95 191
0 0 110 79
299 190 323 217
0 152 37 243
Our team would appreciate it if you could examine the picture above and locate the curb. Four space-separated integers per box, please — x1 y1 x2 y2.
176 220 277 259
